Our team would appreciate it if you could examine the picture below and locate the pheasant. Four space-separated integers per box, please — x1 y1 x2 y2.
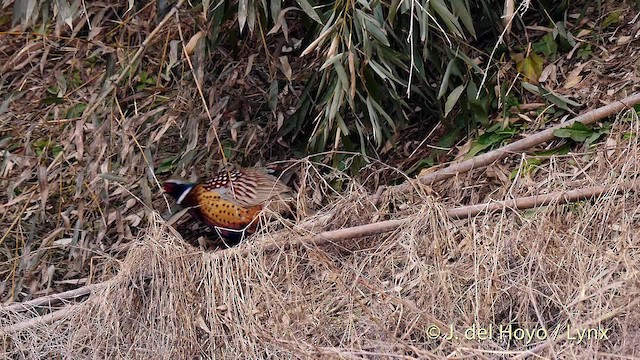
163 166 292 243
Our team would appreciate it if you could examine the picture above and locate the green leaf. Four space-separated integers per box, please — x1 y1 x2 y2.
358 11 390 46
354 0 371 11
601 10 622 28
388 0 401 23
438 58 457 99
577 44 593 60
270 0 281 22
429 0 463 36
368 60 404 88
444 85 464 117
66 103 87 119
326 81 343 122
320 52 344 70
467 131 513 158
516 52 544 82
333 61 350 93
156 157 178 174
450 0 475 37
336 113 349 136
238 0 248 30
553 21 576 48
510 158 543 179
294 0 322 24
553 122 593 142
405 158 435 176
268 81 278 111
0 91 25 115
247 0 256 31
368 96 396 130
510 144 571 179
522 82 582 113
533 33 557 58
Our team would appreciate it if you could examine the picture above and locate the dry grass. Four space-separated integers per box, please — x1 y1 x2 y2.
0 1 310 305
2 1 640 358
2 116 640 359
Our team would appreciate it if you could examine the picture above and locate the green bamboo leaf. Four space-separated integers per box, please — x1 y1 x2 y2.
259 0 268 19
521 82 539 95
355 0 371 11
247 0 256 31
334 61 349 93
438 58 457 99
354 121 367 151
238 0 248 30
388 0 400 23
522 82 582 113
327 81 342 122
269 81 278 111
451 0 476 37
368 96 396 130
444 85 465 117
320 52 344 70
366 97 382 144
419 2 429 41
336 113 349 135
365 21 390 47
270 0 281 22
357 9 390 46
430 0 463 36
294 0 322 24
368 60 389 82
400 0 410 13
454 50 484 73
467 131 512 158
369 60 405 89
553 122 594 142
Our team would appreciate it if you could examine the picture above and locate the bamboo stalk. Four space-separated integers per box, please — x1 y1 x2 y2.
375 93 640 203
261 180 640 250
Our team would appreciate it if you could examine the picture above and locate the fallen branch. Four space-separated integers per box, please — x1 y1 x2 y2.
376 93 640 203
445 180 640 219
1 283 105 313
0 306 78 335
266 180 640 250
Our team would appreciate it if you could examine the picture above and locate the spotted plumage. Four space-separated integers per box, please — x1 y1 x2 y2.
163 167 292 242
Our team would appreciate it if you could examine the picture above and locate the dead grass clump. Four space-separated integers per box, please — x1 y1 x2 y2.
3 120 640 357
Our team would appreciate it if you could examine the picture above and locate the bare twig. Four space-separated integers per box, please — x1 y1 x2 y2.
374 93 640 204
